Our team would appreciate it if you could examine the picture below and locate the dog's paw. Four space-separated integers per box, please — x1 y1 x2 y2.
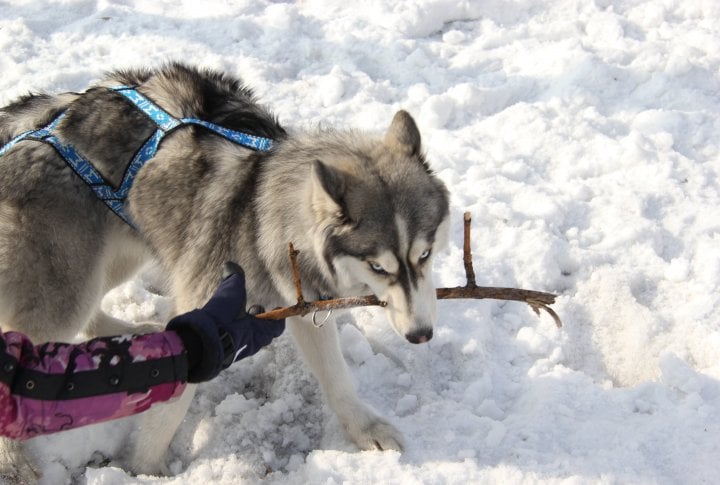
130 462 171 478
342 408 405 452
120 453 171 478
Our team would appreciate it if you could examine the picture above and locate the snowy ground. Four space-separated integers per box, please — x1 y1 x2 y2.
2 0 720 483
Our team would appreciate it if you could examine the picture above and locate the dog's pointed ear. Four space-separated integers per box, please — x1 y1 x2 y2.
384 110 421 156
310 160 347 222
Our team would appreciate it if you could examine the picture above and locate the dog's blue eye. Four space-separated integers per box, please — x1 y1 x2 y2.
369 262 387 274
419 249 431 261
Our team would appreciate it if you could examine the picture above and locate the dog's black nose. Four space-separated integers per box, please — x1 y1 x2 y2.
406 329 433 344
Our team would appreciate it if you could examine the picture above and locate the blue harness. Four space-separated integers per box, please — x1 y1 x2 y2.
0 86 274 227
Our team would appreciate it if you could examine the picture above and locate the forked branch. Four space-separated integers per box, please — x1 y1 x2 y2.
255 213 562 328
435 212 562 328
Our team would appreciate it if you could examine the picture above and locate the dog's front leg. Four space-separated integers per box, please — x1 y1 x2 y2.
123 384 197 476
0 439 38 484
287 316 404 451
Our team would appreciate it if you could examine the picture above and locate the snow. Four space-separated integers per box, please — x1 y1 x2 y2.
2 0 720 483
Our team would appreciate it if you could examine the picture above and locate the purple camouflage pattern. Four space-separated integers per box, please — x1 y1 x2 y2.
0 328 187 440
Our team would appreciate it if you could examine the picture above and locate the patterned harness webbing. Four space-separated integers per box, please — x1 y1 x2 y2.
0 86 274 228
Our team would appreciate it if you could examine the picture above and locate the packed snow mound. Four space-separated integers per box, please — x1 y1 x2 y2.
1 0 719 483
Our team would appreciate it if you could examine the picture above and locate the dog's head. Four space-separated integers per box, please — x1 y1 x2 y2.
310 111 450 344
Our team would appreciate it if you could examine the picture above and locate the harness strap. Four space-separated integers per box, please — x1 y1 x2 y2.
0 87 274 228
0 114 64 158
111 86 274 152
0 113 135 225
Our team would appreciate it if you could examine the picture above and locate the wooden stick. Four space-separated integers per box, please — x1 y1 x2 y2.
435 286 555 304
254 212 563 328
254 241 386 321
463 212 477 287
254 295 386 321
288 243 304 307
439 211 561 327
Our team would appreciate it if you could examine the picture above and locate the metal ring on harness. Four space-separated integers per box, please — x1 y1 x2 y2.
312 308 333 328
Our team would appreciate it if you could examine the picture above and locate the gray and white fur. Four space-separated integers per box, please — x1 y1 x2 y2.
0 63 450 482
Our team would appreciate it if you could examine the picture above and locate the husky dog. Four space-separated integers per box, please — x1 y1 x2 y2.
0 63 449 481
